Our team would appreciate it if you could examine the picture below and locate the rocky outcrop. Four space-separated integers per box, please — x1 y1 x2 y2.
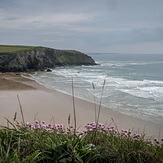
0 47 96 72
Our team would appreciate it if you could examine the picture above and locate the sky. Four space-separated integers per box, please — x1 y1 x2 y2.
0 0 163 54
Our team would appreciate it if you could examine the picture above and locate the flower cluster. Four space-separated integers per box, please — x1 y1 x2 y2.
23 121 163 147
26 121 64 134
81 122 117 135
25 121 80 135
82 122 163 147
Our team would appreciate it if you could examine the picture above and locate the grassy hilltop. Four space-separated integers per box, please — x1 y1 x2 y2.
0 45 84 55
0 45 38 54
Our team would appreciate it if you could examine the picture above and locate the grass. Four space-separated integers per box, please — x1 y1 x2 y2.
0 121 162 163
0 45 39 54
60 50 84 55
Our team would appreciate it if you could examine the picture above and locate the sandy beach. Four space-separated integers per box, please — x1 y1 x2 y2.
0 73 162 138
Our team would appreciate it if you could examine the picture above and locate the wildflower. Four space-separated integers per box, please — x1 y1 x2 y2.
154 138 158 142
79 131 84 135
59 124 63 129
124 130 128 133
57 131 60 135
26 122 30 125
67 127 70 131
89 128 93 132
103 128 108 132
35 123 40 129
146 141 153 146
98 123 102 127
46 129 52 133
41 125 46 130
84 130 88 134
70 125 74 128
114 130 118 134
76 130 80 134
30 125 35 130
153 138 160 145
128 131 131 135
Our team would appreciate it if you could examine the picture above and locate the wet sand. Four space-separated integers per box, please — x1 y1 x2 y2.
0 73 162 138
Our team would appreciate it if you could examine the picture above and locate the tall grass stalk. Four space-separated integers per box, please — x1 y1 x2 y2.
17 95 25 125
111 118 120 134
96 79 106 126
68 114 71 126
13 112 17 121
92 82 97 123
4 117 17 130
92 80 106 144
34 112 38 122
72 77 77 132
49 116 55 124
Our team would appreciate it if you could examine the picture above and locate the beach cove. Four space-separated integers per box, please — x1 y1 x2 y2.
0 73 162 138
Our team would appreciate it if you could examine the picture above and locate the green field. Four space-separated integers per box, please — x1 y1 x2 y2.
0 45 37 54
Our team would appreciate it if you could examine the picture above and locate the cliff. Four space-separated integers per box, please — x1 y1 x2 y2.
0 46 96 72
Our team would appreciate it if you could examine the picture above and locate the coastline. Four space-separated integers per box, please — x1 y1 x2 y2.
0 72 162 138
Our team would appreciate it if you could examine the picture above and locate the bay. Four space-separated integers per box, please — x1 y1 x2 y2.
30 53 163 124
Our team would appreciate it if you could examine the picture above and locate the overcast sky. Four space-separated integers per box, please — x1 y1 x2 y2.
0 0 163 54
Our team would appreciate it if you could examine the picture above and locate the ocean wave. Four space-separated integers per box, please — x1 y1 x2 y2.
100 61 163 67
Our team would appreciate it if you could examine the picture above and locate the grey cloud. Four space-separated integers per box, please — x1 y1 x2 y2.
0 0 163 54
0 0 17 8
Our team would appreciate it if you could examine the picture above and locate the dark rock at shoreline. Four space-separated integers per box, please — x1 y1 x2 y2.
0 46 97 72
46 68 52 72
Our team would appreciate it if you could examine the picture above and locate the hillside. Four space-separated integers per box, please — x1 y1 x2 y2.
0 45 96 72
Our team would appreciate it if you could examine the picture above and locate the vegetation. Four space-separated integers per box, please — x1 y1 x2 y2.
60 50 84 55
0 120 162 163
0 45 39 54
57 54 88 64
0 46 85 55
57 50 90 64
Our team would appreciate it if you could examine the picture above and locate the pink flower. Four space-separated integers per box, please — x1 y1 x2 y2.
154 138 158 142
114 130 118 134
70 125 74 128
79 131 84 135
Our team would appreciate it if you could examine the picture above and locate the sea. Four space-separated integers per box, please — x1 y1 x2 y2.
29 53 163 124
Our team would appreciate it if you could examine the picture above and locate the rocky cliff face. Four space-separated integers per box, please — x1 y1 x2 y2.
0 47 96 72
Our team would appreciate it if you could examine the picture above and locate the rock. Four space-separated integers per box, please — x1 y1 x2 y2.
46 68 52 72
0 46 97 72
